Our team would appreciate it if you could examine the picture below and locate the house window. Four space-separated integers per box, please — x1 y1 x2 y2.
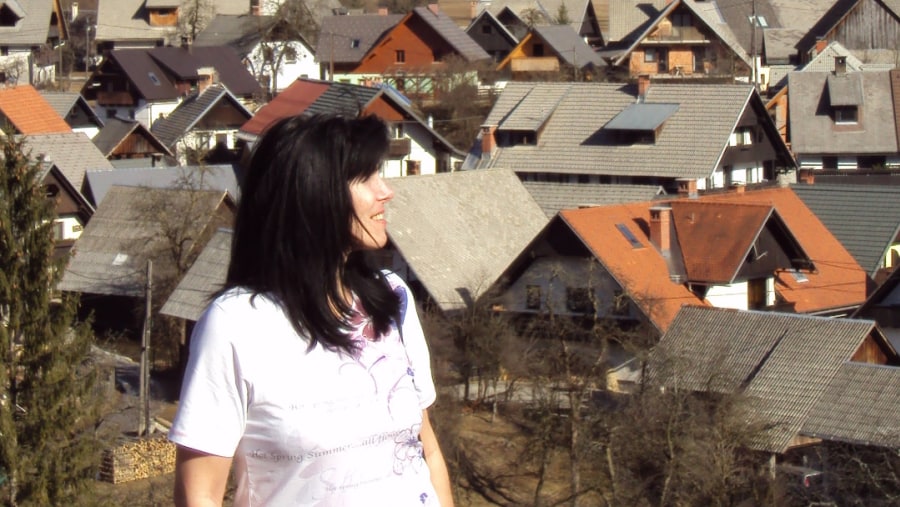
395 50 405 63
644 48 657 63
672 13 692 27
835 106 858 124
525 285 541 309
748 15 768 27
391 123 403 139
106 108 116 118
350 38 360 48
53 220 64 241
533 43 544 57
748 278 767 309
482 24 492 34
216 133 228 147
566 287 593 313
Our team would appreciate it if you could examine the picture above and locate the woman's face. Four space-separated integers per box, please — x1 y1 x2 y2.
350 172 394 250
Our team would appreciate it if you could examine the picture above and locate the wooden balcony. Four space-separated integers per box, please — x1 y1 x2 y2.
96 91 135 106
388 138 411 157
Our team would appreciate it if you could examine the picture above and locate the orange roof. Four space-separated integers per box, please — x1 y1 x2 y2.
240 80 329 136
0 85 71 135
561 186 867 332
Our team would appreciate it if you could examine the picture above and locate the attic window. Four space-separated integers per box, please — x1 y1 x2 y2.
834 106 858 124
112 253 129 266
148 72 161 86
604 103 679 144
350 38 361 49
616 223 644 249
0 5 21 27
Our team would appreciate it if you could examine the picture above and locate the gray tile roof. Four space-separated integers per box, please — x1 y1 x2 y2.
764 28 806 63
38 91 81 120
193 14 275 57
22 132 113 192
788 71 899 155
386 168 548 312
150 83 251 148
791 183 900 277
531 24 603 69
801 362 900 447
521 181 666 217
654 305 880 453
96 0 251 43
412 6 490 62
606 0 668 43
315 13 403 64
713 0 782 58
160 227 231 321
0 0 54 46
480 81 755 180
485 0 594 35
83 164 241 206
58 185 233 297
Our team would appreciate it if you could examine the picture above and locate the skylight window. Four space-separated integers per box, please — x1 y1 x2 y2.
112 253 129 266
616 223 644 249
148 72 161 86
788 269 808 283
748 15 768 27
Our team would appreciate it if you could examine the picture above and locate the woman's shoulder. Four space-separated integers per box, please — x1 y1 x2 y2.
205 288 283 320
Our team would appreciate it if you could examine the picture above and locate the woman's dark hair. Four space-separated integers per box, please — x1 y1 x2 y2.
225 114 400 352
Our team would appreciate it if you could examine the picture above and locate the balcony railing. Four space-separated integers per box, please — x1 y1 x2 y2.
388 138 411 157
645 25 707 43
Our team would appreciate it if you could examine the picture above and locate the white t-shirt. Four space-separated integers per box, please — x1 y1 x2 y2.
169 273 439 506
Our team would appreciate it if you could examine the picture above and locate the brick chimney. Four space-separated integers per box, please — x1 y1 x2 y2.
649 205 672 254
428 3 439 14
637 74 650 100
815 37 828 55
480 125 497 160
676 178 698 198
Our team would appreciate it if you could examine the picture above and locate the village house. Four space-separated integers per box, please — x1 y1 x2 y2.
0 0 67 86
464 8 519 63
481 0 602 46
40 90 104 139
91 117 173 167
496 24 605 79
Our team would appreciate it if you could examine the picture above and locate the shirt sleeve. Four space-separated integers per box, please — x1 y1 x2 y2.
387 272 437 410
168 298 249 457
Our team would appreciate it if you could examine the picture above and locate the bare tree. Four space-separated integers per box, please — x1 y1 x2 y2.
179 0 217 42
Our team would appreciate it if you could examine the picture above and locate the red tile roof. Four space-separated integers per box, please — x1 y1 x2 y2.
240 80 329 136
0 85 71 135
560 186 867 332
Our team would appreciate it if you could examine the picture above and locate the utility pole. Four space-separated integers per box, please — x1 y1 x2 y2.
750 0 758 92
139 260 152 437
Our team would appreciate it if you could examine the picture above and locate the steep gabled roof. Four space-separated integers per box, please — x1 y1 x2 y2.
788 70 899 155
194 14 276 57
486 0 597 37
160 227 231 321
465 8 519 46
611 0 751 67
0 85 71 135
150 83 252 148
409 6 490 62
96 0 251 43
58 185 234 297
315 13 404 65
0 0 55 46
387 168 548 313
39 91 104 129
528 24 604 68
83 164 240 207
521 181 666 217
605 0 669 43
239 78 464 155
479 81 763 180
22 132 113 192
792 183 900 278
653 305 886 453
555 186 866 332
91 117 172 161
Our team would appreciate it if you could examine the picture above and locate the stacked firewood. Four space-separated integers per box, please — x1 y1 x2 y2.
99 436 176 484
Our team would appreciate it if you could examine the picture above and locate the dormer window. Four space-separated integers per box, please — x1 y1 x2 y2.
350 39 360 49
603 102 679 145
0 4 22 27
834 106 858 124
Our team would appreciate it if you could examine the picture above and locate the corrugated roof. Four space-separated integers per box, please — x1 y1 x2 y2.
387 168 548 312
789 71 898 155
0 85 71 135
654 305 880 453
160 228 231 321
791 183 900 277
520 180 666 217
58 186 233 297
802 362 900 448
150 83 251 148
482 81 756 180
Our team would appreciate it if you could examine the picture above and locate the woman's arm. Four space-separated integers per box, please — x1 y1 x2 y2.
174 445 233 507
420 409 454 507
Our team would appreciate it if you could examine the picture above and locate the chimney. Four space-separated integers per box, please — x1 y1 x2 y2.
798 168 815 185
378 7 388 15
637 74 650 100
732 181 745 194
480 124 497 160
676 178 698 198
815 37 827 55
470 0 477 20
71 2 78 22
649 205 672 254
181 35 192 52
197 66 218 92
428 3 440 14
834 55 847 74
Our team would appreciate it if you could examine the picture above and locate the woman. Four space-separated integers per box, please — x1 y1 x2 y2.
169 114 453 506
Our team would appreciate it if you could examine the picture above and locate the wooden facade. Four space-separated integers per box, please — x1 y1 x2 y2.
149 9 179 27
822 0 900 53
850 332 899 365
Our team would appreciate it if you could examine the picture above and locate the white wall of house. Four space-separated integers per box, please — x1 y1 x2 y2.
247 41 318 92
706 282 749 310
382 122 440 177
54 216 84 241
95 99 180 129
73 125 100 140
173 128 241 164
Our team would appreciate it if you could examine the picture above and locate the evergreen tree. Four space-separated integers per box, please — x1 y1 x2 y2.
0 134 101 505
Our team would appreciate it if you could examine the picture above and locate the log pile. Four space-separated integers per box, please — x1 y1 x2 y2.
99 436 176 484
